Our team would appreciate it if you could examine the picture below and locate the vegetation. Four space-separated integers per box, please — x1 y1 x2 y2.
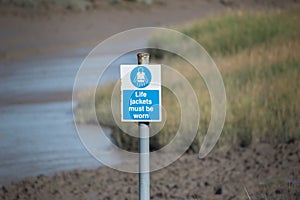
75 6 300 152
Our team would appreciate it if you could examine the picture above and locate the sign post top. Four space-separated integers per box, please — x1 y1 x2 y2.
137 52 150 65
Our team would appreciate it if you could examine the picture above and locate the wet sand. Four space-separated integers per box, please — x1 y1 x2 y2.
1 141 299 199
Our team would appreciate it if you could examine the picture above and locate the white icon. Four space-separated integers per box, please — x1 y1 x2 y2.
134 67 149 87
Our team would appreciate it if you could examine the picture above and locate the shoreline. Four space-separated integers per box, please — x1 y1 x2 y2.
1 141 299 199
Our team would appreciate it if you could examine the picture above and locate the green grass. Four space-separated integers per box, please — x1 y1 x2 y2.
75 6 300 152
149 7 299 58
181 8 299 57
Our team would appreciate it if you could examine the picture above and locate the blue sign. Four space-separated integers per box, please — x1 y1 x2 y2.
120 64 161 122
122 90 160 121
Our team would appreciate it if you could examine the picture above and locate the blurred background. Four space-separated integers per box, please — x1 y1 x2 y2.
0 0 299 199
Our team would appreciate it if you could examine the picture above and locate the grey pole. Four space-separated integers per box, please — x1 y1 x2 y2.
137 53 150 200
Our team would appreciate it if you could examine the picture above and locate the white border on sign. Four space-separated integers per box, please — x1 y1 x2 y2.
120 64 162 122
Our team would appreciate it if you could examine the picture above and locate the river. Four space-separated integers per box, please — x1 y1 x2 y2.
0 47 137 185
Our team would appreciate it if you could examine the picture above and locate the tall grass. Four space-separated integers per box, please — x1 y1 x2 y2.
75 6 300 152
181 7 299 57
220 48 300 147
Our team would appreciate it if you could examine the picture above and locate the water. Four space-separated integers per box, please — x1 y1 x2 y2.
0 47 139 185
0 102 100 184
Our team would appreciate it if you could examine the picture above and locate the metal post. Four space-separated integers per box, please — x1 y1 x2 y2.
137 53 150 200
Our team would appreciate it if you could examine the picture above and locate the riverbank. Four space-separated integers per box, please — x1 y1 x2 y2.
79 5 300 152
1 141 299 199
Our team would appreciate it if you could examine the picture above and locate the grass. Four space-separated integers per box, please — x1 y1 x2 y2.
220 48 300 147
74 6 300 152
180 7 299 57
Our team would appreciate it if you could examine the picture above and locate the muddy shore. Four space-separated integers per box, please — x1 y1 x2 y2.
1 141 299 199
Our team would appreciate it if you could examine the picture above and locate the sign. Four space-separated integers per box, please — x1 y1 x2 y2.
120 64 161 122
